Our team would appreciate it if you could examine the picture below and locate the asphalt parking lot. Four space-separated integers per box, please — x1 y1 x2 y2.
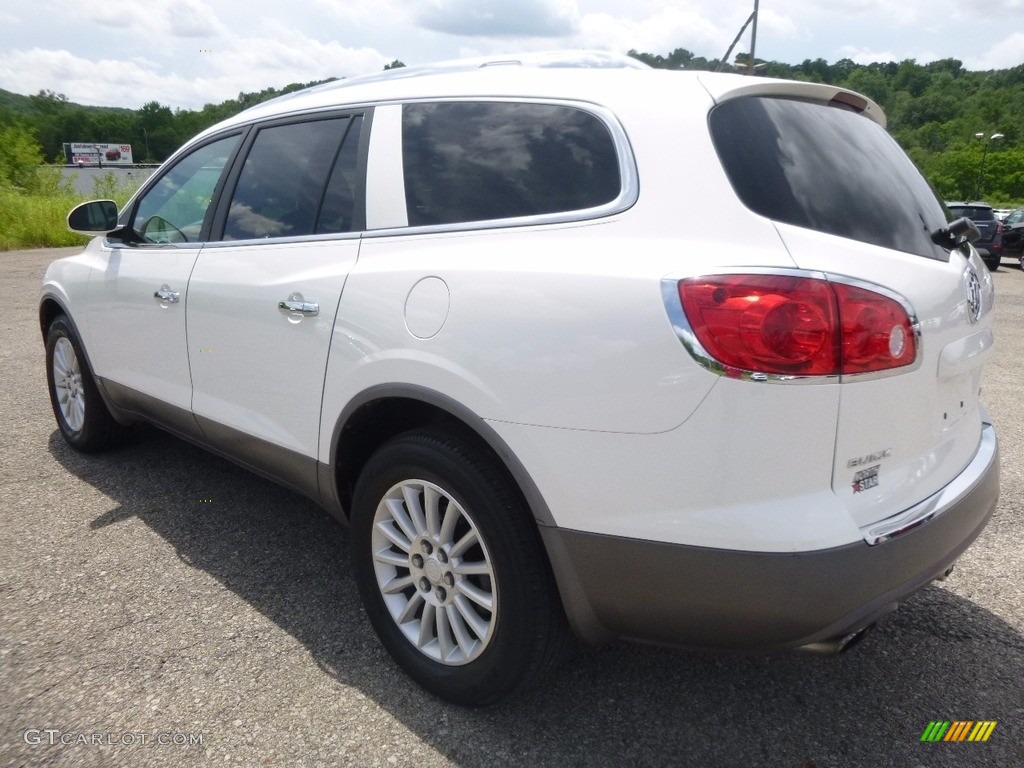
2 247 1022 768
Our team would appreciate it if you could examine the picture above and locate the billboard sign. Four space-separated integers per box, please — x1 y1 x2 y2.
67 142 134 166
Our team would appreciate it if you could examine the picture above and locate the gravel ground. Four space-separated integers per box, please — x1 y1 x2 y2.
1 247 1022 768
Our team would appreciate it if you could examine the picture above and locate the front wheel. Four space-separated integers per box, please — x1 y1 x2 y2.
45 315 130 452
350 428 569 706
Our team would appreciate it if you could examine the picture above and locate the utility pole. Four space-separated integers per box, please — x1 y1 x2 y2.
749 0 760 74
716 1 761 74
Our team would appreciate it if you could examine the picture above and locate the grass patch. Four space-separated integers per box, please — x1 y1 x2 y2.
0 169 141 251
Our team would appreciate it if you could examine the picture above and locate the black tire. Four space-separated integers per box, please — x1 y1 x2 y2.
351 428 569 706
45 315 131 452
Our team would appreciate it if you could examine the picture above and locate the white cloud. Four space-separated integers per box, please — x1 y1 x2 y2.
837 46 899 65
214 32 387 83
774 0 922 26
965 32 1024 70
414 0 581 38
54 0 226 38
756 8 799 42
74 3 150 29
312 0 410 27
168 0 228 38
575 6 726 58
0 39 388 109
2 0 1020 111
0 48 189 107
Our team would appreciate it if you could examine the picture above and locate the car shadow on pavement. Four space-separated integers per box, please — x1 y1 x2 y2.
50 428 1024 768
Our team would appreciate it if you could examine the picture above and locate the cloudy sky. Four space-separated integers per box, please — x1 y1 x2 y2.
1 0 1022 110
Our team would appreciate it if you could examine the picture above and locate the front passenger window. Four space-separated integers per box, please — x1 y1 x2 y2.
132 135 239 244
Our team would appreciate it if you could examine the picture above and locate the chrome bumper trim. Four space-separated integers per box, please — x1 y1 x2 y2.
861 422 998 545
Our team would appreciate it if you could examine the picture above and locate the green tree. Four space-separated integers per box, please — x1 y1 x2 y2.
0 122 45 191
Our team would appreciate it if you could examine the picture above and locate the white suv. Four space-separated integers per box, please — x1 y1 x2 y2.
42 51 999 706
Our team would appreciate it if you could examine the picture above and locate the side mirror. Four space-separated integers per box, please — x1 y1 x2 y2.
67 200 119 234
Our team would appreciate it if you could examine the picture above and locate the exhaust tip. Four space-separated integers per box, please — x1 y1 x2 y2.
797 623 875 656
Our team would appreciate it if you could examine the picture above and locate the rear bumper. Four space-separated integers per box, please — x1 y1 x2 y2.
543 422 999 649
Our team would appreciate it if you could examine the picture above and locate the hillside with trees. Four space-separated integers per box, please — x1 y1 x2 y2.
1 51 1022 204
631 49 1024 204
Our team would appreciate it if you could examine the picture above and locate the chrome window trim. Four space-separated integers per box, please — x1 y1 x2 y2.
198 230 364 248
660 267 922 385
363 97 638 238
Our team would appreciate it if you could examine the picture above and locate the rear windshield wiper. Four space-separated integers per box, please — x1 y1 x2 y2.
931 216 981 250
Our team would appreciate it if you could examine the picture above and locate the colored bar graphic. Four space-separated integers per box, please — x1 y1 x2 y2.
969 722 997 742
945 721 972 741
920 721 996 742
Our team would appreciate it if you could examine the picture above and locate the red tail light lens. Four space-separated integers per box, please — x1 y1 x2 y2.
678 275 916 377
833 282 916 374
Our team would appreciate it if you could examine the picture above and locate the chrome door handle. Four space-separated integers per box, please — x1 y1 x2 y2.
278 298 319 316
154 285 180 303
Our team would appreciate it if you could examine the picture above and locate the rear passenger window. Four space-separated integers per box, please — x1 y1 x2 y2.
402 102 620 226
317 115 363 234
224 117 358 240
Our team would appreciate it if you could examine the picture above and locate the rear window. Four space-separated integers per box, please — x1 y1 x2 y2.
948 205 995 222
709 96 949 260
402 102 621 227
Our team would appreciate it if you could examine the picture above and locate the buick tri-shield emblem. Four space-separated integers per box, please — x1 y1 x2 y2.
964 268 982 324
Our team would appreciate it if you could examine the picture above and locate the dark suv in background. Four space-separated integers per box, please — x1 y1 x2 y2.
946 201 1003 270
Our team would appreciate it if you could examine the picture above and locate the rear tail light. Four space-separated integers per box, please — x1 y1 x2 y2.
676 274 916 377
995 221 1004 251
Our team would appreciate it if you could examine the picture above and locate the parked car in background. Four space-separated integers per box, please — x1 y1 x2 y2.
1000 207 1024 266
41 52 1000 705
946 201 1003 270
994 209 1014 221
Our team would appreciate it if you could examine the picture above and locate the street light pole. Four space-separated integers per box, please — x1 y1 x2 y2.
974 132 1004 200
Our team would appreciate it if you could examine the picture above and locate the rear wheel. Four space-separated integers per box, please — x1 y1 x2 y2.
351 428 569 706
45 315 130 452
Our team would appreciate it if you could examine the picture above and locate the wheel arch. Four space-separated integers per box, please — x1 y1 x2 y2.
39 293 71 343
39 293 134 427
326 385 556 529
324 384 612 645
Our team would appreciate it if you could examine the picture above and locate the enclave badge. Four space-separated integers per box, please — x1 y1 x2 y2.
964 268 982 324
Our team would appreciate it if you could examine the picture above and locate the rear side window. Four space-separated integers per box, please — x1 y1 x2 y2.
948 205 995 222
710 96 949 260
402 102 620 227
224 116 358 240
